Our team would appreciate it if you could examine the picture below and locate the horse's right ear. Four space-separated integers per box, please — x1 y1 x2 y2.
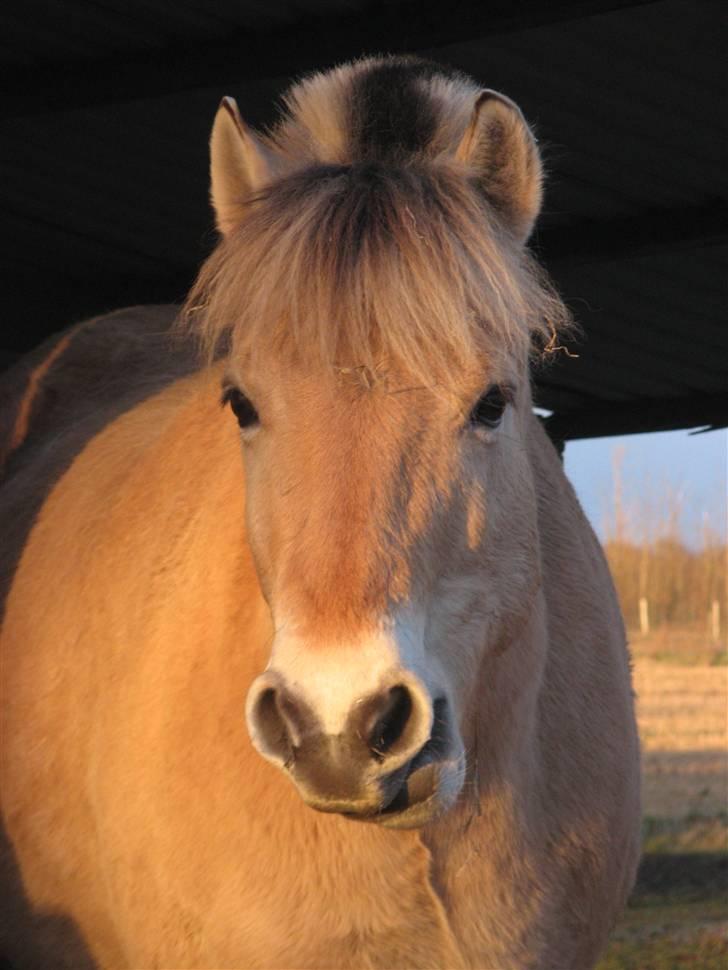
455 91 542 244
210 97 275 236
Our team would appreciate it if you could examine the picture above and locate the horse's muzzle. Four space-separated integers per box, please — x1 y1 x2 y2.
246 675 462 826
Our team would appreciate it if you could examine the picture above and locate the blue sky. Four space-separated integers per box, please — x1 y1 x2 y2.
564 428 727 548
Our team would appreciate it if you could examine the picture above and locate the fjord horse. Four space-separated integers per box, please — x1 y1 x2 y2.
1 57 640 969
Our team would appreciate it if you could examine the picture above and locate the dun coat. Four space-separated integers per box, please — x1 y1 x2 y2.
0 56 640 969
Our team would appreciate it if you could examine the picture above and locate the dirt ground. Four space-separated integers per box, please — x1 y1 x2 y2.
633 659 728 819
598 649 727 969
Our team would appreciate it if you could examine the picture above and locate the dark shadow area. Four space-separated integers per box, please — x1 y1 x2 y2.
2 1 726 436
632 852 728 905
0 822 98 970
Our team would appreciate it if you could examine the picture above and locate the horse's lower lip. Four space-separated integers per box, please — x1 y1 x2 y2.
343 760 441 825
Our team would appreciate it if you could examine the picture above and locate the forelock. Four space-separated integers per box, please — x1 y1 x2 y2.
184 57 571 390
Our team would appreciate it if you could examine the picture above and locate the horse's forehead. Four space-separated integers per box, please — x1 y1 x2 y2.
236 354 504 418
274 388 442 486
272 380 459 479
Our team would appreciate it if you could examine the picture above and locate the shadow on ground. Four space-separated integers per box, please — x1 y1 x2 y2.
633 851 728 904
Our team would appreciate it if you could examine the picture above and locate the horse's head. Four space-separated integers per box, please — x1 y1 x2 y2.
187 57 569 828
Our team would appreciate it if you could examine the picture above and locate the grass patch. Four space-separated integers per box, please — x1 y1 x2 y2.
642 814 728 854
599 929 728 970
596 659 728 967
598 842 727 968
598 873 727 969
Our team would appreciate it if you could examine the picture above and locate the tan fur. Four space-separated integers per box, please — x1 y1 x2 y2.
0 58 640 969
210 98 279 235
455 91 543 242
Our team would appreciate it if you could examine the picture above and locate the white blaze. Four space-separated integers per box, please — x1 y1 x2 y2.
260 610 432 735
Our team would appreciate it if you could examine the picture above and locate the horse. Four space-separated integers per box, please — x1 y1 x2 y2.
0 56 640 969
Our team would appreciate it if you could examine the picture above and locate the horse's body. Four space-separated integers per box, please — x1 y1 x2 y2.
1 57 640 969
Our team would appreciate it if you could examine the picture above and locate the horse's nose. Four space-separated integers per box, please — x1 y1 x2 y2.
246 674 434 809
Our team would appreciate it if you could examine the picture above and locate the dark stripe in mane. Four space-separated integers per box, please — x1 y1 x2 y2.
348 57 459 161
184 56 572 389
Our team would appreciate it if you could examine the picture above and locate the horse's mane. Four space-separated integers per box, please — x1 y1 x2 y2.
184 56 570 390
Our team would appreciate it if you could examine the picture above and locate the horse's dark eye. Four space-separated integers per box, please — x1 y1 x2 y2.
221 387 259 429
469 386 508 429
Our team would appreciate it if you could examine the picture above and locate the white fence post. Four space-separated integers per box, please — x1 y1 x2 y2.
639 596 650 636
710 599 720 642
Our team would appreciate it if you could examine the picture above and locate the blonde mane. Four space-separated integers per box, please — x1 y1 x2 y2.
184 57 570 390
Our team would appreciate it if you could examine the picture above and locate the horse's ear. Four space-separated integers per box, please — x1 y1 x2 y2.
210 96 275 236
455 91 542 244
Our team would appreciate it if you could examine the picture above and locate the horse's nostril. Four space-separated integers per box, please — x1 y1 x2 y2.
364 685 414 759
250 686 310 762
251 687 289 761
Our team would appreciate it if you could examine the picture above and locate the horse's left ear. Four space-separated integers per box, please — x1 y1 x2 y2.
210 96 276 236
455 91 542 244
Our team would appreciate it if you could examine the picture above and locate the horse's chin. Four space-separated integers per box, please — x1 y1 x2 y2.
345 756 465 830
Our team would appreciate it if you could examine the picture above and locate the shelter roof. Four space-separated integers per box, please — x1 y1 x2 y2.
1 0 725 437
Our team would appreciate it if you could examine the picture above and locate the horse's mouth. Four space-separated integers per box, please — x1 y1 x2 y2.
370 761 445 828
339 700 463 828
288 697 464 827
345 753 462 829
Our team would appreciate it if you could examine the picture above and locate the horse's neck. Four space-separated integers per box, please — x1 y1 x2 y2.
432 419 590 840
457 593 548 820
423 417 624 952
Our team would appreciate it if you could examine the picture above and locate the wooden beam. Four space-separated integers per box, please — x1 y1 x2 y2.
545 393 728 440
0 0 662 119
0 268 193 356
536 200 728 266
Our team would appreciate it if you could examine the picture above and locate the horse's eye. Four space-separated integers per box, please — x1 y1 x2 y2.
469 386 508 429
221 387 259 429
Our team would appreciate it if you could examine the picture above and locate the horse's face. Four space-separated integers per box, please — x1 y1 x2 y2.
194 59 563 826
226 357 538 827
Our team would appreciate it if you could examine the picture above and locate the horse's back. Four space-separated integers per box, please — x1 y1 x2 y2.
1 305 194 481
0 305 196 590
